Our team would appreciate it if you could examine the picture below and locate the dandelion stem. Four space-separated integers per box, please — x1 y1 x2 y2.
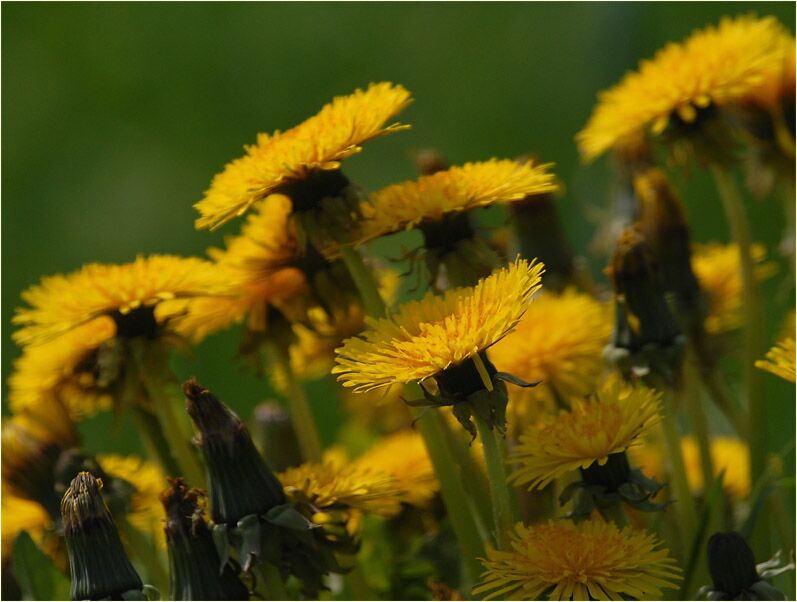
658 386 698 559
265 343 323 463
474 413 516 550
256 562 290 601
130 404 182 480
338 244 486 585
710 165 765 483
683 358 714 492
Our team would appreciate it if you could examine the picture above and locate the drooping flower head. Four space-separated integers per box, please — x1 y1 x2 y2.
691 242 775 335
333 259 544 393
508 378 661 491
357 159 557 288
488 289 611 430
473 518 681 600
194 82 412 233
756 337 796 383
577 15 790 163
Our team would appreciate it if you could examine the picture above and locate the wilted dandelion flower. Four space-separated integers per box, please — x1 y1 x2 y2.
691 242 775 334
756 337 796 383
194 82 412 232
488 289 611 427
577 15 790 162
473 518 681 600
508 378 661 491
355 430 438 508
13 255 231 346
333 259 544 393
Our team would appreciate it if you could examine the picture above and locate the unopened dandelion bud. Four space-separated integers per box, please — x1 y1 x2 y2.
412 148 449 175
705 532 789 600
161 478 249 601
250 402 302 472
60 472 144 601
184 379 286 525
606 226 684 379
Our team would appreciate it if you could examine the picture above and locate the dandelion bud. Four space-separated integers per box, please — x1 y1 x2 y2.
161 478 249 601
60 472 143 601
412 148 449 175
605 226 684 379
250 402 302 472
184 379 285 525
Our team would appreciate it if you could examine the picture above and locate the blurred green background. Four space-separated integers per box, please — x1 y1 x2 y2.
3 3 794 464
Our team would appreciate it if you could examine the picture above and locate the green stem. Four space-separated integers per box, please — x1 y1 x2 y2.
683 359 714 493
130 404 183 479
474 414 516 550
340 245 387 318
256 562 290 600
266 343 323 463
601 503 629 528
692 348 748 438
150 383 205 487
658 387 698 559
710 166 765 480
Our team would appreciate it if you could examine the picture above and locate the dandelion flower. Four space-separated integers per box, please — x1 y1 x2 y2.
473 518 681 600
691 243 775 334
488 289 611 427
355 430 438 508
333 259 544 393
195 82 412 231
357 159 558 244
508 379 661 491
279 451 405 518
577 15 790 162
1 495 55 564
756 337 796 383
13 255 232 346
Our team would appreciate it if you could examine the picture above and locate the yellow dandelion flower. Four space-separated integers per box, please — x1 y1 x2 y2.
473 518 681 600
1 494 53 563
355 430 438 508
508 379 661 491
631 436 751 500
691 242 776 334
356 159 558 244
13 255 233 346
756 337 796 383
97 454 166 544
744 30 796 110
8 318 116 418
577 14 790 162
488 289 611 429
278 452 404 518
194 82 412 231
333 259 545 393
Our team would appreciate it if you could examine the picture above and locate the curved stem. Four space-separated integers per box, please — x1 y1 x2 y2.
340 245 387 318
474 414 516 550
256 561 290 600
683 359 714 493
130 404 182 479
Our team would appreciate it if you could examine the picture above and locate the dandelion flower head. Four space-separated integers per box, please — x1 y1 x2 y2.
473 518 681 600
333 259 544 393
577 15 790 162
508 378 661 491
756 336 796 383
195 82 412 230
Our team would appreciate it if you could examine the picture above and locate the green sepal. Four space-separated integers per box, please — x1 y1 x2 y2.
748 580 788 600
493 372 539 388
236 514 262 572
212 523 230 573
451 402 476 442
141 584 161 600
120 588 149 600
264 504 317 531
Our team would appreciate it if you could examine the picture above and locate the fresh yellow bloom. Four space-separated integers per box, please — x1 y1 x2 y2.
97 454 166 544
355 430 438 508
508 379 661 491
194 82 412 231
756 337 796 383
691 242 775 334
744 30 796 110
631 436 751 500
278 452 404 518
577 15 790 162
13 255 232 346
473 518 681 600
488 289 611 430
8 318 116 417
356 159 558 245
333 259 545 393
1 495 53 563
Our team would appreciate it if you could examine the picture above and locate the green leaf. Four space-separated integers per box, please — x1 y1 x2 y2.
10 531 70 601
